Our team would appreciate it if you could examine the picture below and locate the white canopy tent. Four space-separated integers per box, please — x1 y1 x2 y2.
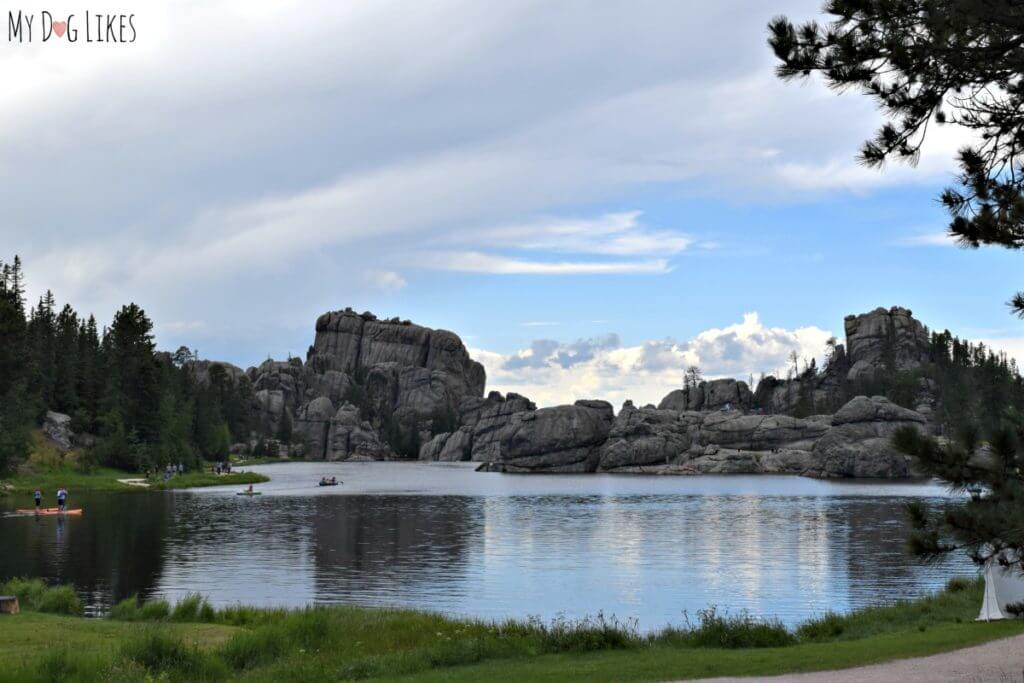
977 561 1024 621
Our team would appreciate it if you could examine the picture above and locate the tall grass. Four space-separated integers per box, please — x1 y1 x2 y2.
797 576 986 642
120 629 227 680
654 607 796 649
5 575 1005 683
1 577 82 615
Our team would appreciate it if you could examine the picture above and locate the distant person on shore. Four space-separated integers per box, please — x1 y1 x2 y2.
33 489 42 510
56 487 67 512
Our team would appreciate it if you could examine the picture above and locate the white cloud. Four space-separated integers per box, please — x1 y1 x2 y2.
417 251 670 275
895 232 958 247
472 312 833 407
363 270 407 291
466 211 692 256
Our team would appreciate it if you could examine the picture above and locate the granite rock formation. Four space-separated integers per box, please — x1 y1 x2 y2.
246 309 486 461
216 305 943 478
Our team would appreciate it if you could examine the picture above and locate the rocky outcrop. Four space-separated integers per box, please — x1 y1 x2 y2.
419 426 474 462
210 304 944 479
495 400 614 473
328 403 395 461
659 379 753 412
43 411 74 451
184 360 249 387
598 402 697 471
245 308 486 460
844 307 930 382
592 395 927 478
810 396 927 478
308 309 485 399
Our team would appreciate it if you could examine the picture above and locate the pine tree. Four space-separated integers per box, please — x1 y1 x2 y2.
53 303 80 414
104 303 161 442
769 1 1024 316
0 257 31 473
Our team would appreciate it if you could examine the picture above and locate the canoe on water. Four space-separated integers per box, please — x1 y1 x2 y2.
318 482 339 487
236 491 262 496
15 508 83 516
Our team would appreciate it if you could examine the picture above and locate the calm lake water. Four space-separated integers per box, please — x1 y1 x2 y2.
0 462 972 628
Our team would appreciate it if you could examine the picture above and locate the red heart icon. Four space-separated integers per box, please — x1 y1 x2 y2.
52 21 67 38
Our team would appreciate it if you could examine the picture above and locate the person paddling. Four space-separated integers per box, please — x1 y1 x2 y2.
33 489 42 511
56 487 67 512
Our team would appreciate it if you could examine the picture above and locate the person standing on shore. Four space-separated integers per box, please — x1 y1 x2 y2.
33 489 42 510
56 487 67 512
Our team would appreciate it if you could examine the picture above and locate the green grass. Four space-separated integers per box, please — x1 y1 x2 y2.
231 455 291 466
2 464 138 495
152 471 269 490
0 430 271 496
1 577 1021 682
377 621 1024 683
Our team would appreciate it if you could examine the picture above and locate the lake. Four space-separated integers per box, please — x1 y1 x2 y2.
0 462 972 628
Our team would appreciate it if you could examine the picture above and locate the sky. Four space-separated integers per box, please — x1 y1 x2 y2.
3 0 1021 407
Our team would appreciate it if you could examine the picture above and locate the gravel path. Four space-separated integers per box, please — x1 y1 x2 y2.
691 633 1024 683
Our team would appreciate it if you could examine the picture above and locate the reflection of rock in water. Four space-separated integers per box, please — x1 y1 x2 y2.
310 495 482 603
0 493 170 610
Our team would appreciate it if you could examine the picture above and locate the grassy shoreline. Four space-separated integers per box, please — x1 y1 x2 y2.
1 467 269 496
1 431 271 496
0 576 1020 682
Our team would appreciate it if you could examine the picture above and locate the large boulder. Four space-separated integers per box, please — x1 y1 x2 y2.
811 396 927 478
496 400 614 473
466 392 537 462
597 402 696 471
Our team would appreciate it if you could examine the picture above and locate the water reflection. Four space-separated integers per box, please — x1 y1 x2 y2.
0 464 973 627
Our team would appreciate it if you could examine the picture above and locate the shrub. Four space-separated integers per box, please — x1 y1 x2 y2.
38 584 83 615
2 577 47 609
2 577 81 614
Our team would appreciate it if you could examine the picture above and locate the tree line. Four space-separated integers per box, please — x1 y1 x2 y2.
0 256 255 474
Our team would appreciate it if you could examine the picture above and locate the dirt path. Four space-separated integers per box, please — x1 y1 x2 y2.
691 633 1024 683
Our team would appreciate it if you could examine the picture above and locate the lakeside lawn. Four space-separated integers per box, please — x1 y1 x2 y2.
1 576 1021 682
0 431 269 497
151 470 269 491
